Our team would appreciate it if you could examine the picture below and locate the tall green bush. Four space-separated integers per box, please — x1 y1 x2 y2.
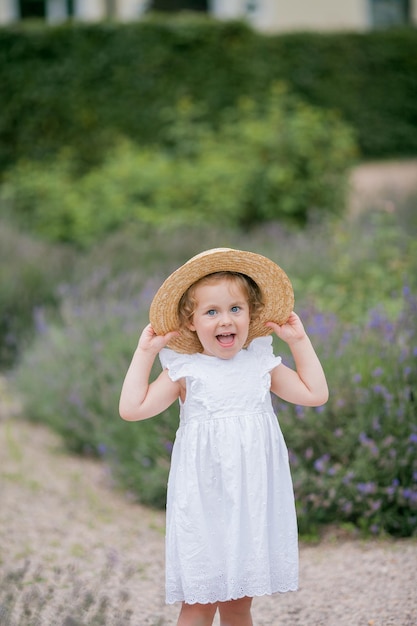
1 86 357 245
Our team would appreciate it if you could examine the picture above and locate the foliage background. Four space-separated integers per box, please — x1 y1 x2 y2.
0 16 416 179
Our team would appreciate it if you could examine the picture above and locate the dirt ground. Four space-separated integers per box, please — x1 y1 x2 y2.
1 160 417 626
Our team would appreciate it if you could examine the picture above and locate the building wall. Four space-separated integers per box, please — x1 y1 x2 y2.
210 0 243 20
0 0 18 22
74 0 147 20
73 0 104 20
117 0 147 21
250 0 369 33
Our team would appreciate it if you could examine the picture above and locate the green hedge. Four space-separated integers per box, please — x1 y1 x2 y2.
0 15 416 176
0 86 357 245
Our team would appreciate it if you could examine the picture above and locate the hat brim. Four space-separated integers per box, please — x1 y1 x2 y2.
149 248 294 354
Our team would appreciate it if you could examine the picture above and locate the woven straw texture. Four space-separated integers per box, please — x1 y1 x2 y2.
149 248 294 354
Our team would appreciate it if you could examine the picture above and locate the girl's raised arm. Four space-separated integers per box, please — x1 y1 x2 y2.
268 312 329 407
119 324 181 421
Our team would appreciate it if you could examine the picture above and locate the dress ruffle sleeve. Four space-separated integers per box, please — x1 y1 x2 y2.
248 336 282 374
159 348 194 382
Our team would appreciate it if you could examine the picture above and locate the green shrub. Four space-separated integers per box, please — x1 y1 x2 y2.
12 197 417 536
0 221 73 368
1 86 356 245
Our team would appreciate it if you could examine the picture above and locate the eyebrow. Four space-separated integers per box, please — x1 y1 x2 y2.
198 300 247 309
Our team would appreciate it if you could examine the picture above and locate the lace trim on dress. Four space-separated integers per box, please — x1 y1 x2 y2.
247 336 282 375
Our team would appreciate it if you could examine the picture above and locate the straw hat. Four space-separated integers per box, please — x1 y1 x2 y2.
149 248 294 354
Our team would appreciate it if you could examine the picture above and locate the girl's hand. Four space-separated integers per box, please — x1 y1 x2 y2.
266 312 306 345
137 323 179 355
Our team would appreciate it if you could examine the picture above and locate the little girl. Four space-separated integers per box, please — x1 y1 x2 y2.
119 248 328 626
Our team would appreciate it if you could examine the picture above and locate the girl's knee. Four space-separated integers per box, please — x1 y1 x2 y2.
177 601 217 626
218 596 253 623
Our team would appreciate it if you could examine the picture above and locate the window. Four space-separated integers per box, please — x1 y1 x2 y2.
20 0 74 21
150 0 208 11
104 0 117 18
20 0 46 18
369 0 410 28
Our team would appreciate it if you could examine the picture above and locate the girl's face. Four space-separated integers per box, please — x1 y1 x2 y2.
188 278 251 359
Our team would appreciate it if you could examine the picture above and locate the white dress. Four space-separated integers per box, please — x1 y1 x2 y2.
159 336 298 605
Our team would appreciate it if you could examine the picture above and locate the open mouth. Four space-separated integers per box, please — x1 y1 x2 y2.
216 333 236 346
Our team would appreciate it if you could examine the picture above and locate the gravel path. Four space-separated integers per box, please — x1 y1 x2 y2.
1 412 416 626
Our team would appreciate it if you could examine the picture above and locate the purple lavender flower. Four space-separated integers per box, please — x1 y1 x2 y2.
164 440 174 453
342 471 355 485
359 432 371 445
305 447 314 460
386 478 400 496
372 417 381 432
356 482 376 495
314 454 330 473
372 384 386 395
295 405 305 419
97 443 107 456
402 488 412 500
33 306 48 335
342 501 353 514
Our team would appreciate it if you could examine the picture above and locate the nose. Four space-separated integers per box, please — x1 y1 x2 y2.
219 311 232 326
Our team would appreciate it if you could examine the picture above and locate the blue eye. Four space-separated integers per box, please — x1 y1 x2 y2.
207 309 217 316
231 306 240 313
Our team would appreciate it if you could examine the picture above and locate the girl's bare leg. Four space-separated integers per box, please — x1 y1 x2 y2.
177 601 218 626
218 596 253 626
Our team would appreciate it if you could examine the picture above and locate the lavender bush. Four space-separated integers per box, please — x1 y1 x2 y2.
0 221 74 368
276 288 417 537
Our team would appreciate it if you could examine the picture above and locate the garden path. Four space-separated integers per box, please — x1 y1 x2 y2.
348 158 417 215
